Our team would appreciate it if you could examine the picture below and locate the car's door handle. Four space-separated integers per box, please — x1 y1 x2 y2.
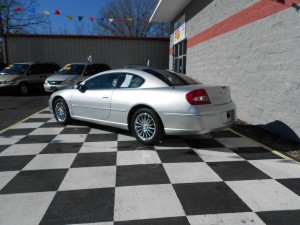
103 96 110 99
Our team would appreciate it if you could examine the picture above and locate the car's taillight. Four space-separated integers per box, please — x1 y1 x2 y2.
186 89 211 105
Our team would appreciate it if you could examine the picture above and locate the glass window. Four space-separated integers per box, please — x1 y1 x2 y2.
0 64 30 75
118 74 145 88
28 64 43 75
57 64 86 75
84 73 120 90
173 39 187 74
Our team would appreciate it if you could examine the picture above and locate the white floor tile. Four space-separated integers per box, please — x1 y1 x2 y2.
188 212 266 225
194 148 245 162
117 150 161 166
79 142 117 153
163 162 222 183
23 154 77 170
13 123 44 129
114 184 185 221
0 136 25 145
0 143 47 156
249 159 300 179
226 179 300 212
0 171 19 190
117 134 136 141
30 114 53 119
0 192 55 225
51 134 87 143
29 128 64 135
59 166 116 191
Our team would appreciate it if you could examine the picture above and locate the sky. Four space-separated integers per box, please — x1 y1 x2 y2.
36 0 109 33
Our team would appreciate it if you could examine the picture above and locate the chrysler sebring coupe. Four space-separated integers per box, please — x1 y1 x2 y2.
49 66 237 144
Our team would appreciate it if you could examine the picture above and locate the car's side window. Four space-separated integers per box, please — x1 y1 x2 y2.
27 64 43 75
118 74 144 88
84 73 120 90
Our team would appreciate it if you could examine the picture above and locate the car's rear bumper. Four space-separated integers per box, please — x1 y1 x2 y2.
161 102 237 135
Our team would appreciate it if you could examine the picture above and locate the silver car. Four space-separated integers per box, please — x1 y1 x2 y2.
49 67 237 145
44 63 111 92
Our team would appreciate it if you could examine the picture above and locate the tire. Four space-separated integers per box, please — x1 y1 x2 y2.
131 108 164 145
18 83 29 95
53 98 72 125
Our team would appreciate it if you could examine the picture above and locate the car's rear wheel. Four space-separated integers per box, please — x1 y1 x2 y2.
18 83 29 95
131 108 164 145
53 98 72 125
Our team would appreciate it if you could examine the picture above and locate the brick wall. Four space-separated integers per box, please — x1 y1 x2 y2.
173 0 300 140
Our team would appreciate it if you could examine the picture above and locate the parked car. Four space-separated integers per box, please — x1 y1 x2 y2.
49 66 237 144
44 63 111 92
0 62 60 95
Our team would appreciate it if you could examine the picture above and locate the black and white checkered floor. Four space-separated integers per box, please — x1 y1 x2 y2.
0 109 300 225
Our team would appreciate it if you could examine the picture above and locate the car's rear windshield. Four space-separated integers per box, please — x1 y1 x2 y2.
0 64 30 75
142 68 199 86
56 64 86 75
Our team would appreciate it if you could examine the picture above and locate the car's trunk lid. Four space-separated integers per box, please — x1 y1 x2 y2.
204 86 232 105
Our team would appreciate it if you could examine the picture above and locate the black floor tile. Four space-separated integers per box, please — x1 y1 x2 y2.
277 178 300 196
212 130 241 138
116 164 169 187
40 188 115 224
117 141 154 151
16 135 56 144
71 152 117 168
40 122 65 128
115 216 190 225
0 169 68 194
40 143 82 154
157 149 203 163
60 127 91 134
257 210 300 225
173 182 251 215
0 155 35 171
185 138 225 148
207 161 271 181
232 147 282 160
1 128 35 136
25 118 51 123
0 145 9 153
85 133 118 142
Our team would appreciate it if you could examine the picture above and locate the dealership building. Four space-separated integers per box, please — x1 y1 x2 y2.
151 0 300 141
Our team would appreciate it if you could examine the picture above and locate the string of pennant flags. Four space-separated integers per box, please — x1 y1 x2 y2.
0 5 151 23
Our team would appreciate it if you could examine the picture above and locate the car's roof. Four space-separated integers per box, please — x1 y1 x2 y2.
12 62 58 65
65 63 109 66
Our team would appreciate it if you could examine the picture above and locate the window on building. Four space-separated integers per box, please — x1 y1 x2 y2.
173 40 187 74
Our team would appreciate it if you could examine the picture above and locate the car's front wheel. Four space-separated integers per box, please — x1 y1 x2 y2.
131 108 164 145
53 98 72 125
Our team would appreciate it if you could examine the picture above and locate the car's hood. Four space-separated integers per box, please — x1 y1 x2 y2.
0 75 19 81
46 74 79 81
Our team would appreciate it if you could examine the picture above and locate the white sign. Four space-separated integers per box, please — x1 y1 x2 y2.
174 23 185 45
173 15 185 45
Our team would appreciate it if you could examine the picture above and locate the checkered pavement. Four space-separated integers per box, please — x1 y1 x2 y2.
0 109 300 225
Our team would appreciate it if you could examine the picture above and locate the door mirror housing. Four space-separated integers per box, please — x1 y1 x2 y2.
77 83 87 92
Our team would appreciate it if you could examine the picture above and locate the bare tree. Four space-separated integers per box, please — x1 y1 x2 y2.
0 0 50 34
95 0 170 37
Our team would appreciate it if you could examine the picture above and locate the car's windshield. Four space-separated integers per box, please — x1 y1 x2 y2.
56 64 86 75
0 64 30 75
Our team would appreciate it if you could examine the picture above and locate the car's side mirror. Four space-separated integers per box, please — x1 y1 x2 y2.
77 84 87 92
